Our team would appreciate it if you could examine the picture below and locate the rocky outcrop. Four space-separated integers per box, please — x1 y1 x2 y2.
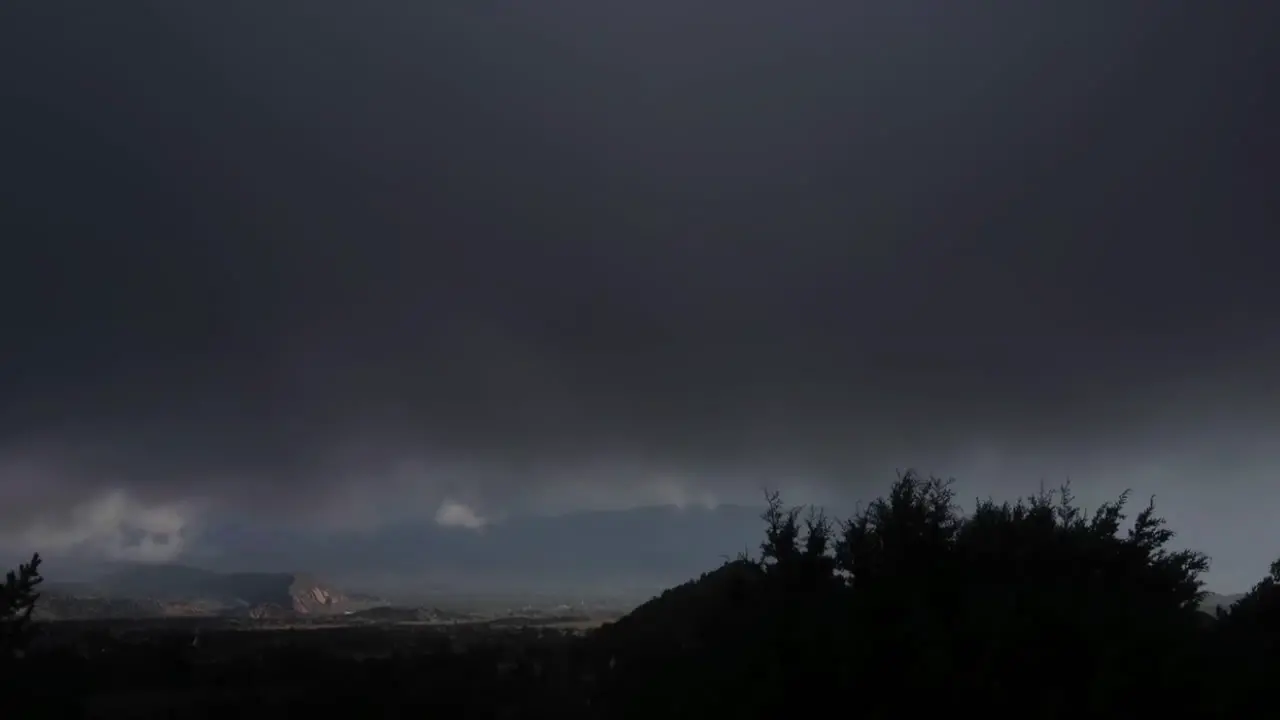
287 574 346 615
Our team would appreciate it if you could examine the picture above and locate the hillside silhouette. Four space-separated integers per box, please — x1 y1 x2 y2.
6 471 1280 717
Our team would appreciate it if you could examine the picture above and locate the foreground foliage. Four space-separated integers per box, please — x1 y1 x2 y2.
8 472 1280 718
0 553 42 659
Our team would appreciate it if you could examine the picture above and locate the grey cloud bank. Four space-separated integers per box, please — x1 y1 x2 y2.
1 2 1277 591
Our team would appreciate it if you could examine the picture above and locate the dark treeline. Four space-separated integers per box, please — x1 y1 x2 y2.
4 471 1280 718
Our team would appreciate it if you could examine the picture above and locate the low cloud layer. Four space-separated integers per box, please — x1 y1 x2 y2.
1 2 1278 589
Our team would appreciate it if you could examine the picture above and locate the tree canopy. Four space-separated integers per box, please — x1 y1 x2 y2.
0 553 42 660
593 471 1279 717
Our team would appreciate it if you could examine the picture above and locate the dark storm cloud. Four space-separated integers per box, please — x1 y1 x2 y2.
2 2 1278 582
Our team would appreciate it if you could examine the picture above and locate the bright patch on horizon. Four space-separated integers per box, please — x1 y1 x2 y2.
434 499 487 530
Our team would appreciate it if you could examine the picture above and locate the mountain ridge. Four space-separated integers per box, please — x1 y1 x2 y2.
186 502 769 596
36 563 349 620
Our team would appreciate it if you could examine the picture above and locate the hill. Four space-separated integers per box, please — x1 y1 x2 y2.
595 559 765 650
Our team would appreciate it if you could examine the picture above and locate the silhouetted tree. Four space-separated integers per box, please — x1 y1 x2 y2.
1203 555 1280 713
758 489 802 568
758 490 837 588
1221 557 1280 625
614 471 1220 717
0 553 42 659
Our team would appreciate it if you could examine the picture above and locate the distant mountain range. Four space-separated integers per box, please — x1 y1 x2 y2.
1199 592 1246 615
186 504 770 598
33 501 766 620
37 564 351 620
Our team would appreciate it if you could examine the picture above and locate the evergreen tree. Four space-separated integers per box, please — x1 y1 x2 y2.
0 553 43 659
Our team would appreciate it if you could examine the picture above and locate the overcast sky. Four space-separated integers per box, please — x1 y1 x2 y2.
1 2 1277 590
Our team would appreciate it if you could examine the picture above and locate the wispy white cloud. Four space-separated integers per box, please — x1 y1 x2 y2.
434 499 487 530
